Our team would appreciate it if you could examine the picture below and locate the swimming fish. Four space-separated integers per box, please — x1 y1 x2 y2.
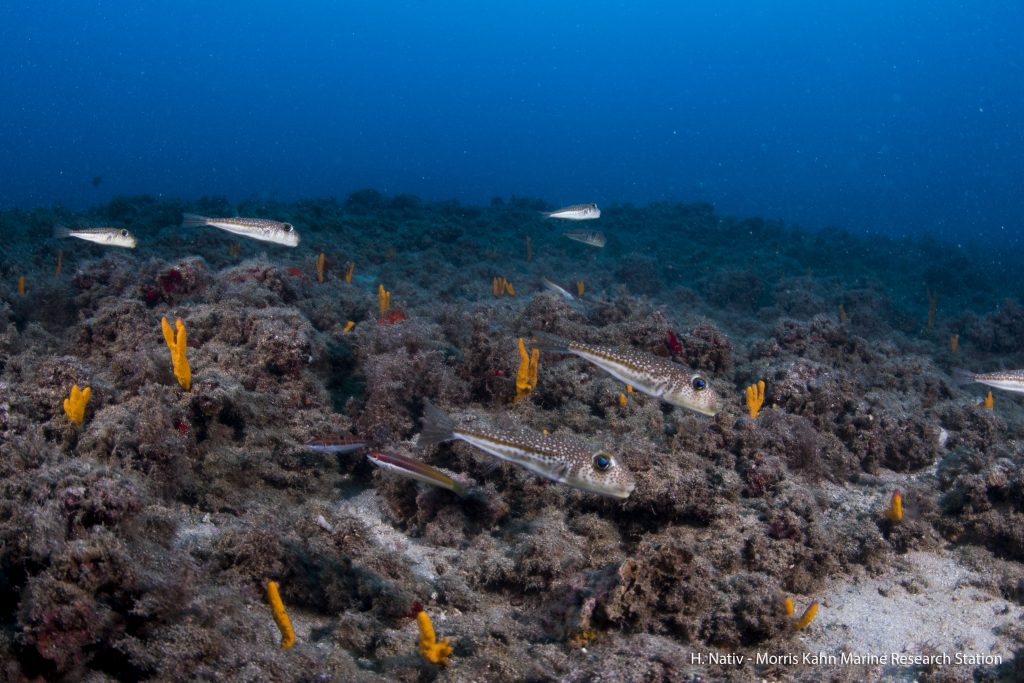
543 203 601 221
182 213 300 247
533 333 721 416
954 368 1024 394
541 277 576 301
303 437 367 453
367 450 466 496
563 230 607 248
53 225 137 249
418 401 634 499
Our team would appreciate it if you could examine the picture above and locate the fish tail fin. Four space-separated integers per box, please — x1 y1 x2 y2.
529 330 573 354
539 210 553 218
952 368 977 386
419 400 456 448
181 213 210 228
53 225 72 239
540 277 574 300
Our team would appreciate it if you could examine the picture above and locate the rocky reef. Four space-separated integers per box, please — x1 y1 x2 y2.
1 193 1023 681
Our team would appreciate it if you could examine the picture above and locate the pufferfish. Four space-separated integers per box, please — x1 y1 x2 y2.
532 332 721 416
418 401 635 499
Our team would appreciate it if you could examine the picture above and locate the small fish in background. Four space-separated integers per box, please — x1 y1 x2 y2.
541 277 576 301
418 401 635 499
53 225 137 249
543 203 601 220
533 332 721 416
303 437 367 454
367 450 467 496
563 230 607 248
182 213 300 247
953 368 1024 394
91 175 103 188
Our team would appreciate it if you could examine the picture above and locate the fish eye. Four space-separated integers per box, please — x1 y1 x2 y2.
692 376 707 391
120 229 129 237
284 224 293 232
593 454 611 471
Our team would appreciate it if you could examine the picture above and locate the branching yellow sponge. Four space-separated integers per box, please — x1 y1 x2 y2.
514 337 540 401
266 581 296 650
745 380 765 419
417 610 452 666
63 384 91 425
160 317 191 391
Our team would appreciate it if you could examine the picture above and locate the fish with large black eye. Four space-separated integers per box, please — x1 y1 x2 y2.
181 213 300 247
419 402 635 499
532 332 722 416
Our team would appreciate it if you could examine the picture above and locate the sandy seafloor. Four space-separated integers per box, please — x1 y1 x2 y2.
2 191 1024 683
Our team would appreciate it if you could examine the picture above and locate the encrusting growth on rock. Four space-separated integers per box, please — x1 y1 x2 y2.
160 317 191 391
266 581 296 650
416 610 452 666
63 384 91 425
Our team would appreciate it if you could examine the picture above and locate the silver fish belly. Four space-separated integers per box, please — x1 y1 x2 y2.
303 438 367 453
563 230 607 248
545 203 601 220
959 369 1024 394
541 277 575 300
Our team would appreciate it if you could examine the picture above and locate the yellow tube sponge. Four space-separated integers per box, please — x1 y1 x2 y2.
63 384 91 425
794 601 819 631
316 252 326 283
378 284 391 318
266 581 296 650
417 610 452 666
885 490 903 523
160 317 191 391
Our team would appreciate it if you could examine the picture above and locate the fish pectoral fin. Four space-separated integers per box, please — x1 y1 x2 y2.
550 460 573 483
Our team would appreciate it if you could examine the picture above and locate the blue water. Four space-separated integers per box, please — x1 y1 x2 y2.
2 2 1022 244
